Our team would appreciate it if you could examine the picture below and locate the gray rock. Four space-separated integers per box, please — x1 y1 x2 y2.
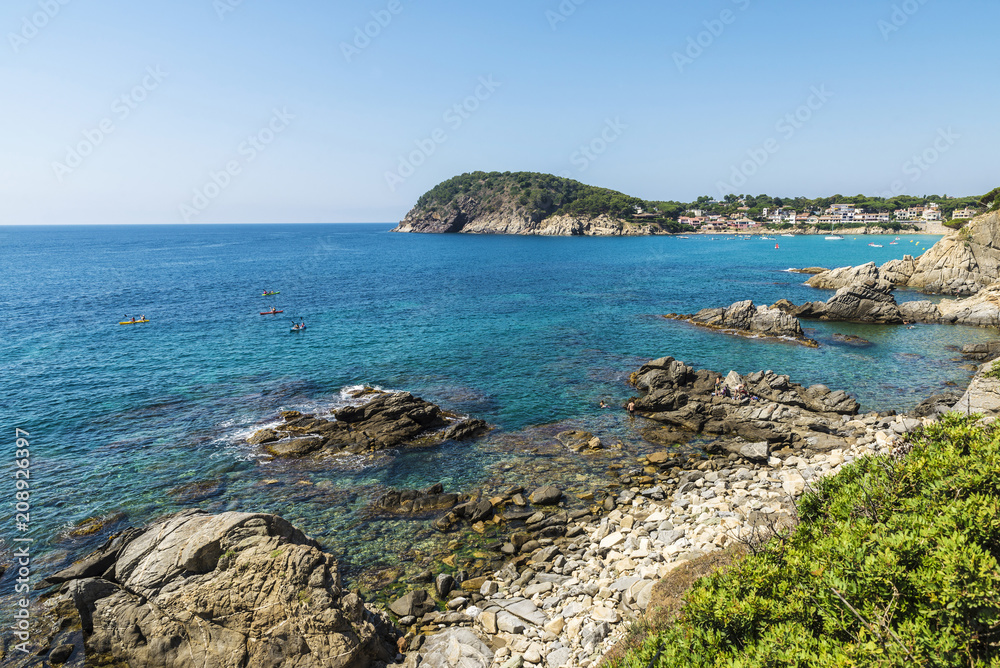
528 485 563 505
496 610 525 634
48 644 74 665
798 277 902 324
391 589 436 618
496 598 548 627
404 627 493 668
546 647 572 667
57 510 397 668
684 299 812 344
435 573 455 598
739 441 770 463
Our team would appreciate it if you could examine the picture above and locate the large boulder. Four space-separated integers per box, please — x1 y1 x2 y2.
879 255 918 286
401 627 494 668
935 283 1000 327
951 360 1000 416
898 300 944 323
819 278 902 324
46 510 398 668
807 261 880 290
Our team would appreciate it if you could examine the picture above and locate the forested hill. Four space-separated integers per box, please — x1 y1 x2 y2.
393 171 691 236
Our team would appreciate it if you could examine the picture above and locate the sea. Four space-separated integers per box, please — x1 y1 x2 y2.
0 224 992 596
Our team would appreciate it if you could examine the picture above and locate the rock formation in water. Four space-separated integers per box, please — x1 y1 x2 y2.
806 210 1000 296
628 356 859 448
249 389 490 458
667 299 817 346
393 171 689 236
793 278 903 324
41 510 400 668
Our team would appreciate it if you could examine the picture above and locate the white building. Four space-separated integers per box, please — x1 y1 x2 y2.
952 207 980 220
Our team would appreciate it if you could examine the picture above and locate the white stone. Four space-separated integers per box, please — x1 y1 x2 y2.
599 532 625 550
544 616 565 635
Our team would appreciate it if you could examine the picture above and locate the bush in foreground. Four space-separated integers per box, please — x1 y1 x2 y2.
611 414 1000 667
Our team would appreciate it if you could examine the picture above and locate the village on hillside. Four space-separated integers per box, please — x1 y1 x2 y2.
674 200 981 233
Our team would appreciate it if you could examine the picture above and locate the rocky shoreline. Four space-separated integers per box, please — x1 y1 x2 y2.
388 410 926 668
28 356 1000 668
17 212 1000 668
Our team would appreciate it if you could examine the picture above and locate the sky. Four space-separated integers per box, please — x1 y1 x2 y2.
1 0 997 224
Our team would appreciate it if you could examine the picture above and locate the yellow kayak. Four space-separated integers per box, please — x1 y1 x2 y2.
119 319 150 325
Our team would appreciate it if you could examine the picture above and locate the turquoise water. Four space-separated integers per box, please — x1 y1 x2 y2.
0 225 988 583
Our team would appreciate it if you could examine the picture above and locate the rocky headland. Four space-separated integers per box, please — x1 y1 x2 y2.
393 172 688 236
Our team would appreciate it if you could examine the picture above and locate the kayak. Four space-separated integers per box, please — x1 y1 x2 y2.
119 320 150 325
262 291 280 296
290 326 306 332
260 310 284 315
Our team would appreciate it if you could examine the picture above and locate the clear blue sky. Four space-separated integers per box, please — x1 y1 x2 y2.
2 0 997 224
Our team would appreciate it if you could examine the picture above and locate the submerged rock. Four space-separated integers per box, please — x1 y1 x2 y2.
831 333 873 347
373 484 464 515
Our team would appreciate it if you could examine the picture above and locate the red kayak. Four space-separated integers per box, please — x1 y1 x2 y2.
260 310 284 315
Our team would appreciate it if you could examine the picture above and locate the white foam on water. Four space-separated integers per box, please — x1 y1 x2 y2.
209 384 402 462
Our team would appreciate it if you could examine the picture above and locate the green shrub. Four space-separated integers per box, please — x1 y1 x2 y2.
611 414 1000 668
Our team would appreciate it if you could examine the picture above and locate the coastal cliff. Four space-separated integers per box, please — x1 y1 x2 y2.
393 171 689 236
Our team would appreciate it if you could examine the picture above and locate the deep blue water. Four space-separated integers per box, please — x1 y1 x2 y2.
0 225 989 586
